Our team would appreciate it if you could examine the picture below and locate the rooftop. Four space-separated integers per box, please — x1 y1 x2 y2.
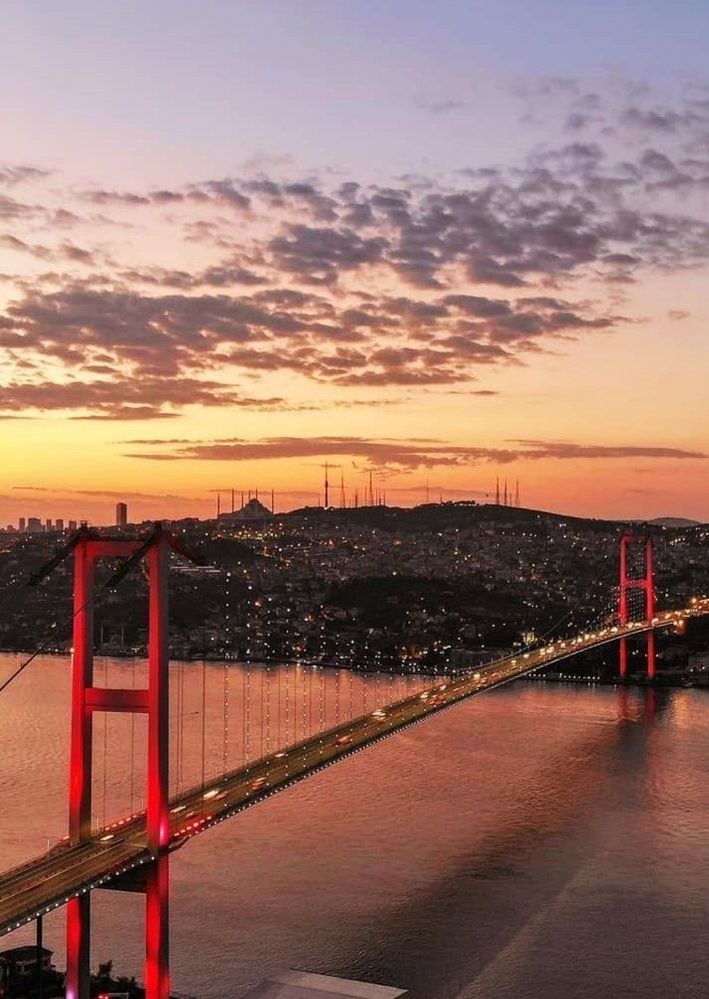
245 971 407 999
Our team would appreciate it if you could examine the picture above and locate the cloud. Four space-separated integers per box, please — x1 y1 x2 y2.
0 165 50 186
0 277 619 399
0 234 51 259
414 96 469 114
511 439 705 460
621 106 697 133
269 224 387 284
122 434 706 470
13 484 203 501
0 235 97 264
3 78 709 414
79 179 252 212
0 376 250 420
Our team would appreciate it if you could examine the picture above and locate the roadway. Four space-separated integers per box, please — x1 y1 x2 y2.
1 599 706 937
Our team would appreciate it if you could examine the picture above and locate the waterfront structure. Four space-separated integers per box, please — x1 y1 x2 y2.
0 946 53 978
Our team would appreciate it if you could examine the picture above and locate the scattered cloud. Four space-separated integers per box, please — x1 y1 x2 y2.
414 96 469 114
0 165 50 187
2 78 709 416
122 435 706 470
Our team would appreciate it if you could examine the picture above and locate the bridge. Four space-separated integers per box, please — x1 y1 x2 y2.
0 527 706 999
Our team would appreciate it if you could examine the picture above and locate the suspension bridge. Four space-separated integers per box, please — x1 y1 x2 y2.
0 526 706 999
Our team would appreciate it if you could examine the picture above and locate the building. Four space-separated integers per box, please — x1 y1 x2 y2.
0 946 54 978
18 518 25 532
55 518 64 532
219 496 274 524
245 971 407 999
0 946 56 998
27 517 42 533
68 520 78 531
116 502 128 527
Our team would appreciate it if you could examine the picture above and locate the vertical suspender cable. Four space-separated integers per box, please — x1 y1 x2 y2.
284 664 290 747
201 658 207 789
102 658 108 827
266 663 271 756
244 661 251 768
130 657 137 810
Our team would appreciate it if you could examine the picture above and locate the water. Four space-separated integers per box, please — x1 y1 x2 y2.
2 654 709 999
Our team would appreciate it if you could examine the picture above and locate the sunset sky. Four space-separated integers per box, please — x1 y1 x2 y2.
1 0 708 525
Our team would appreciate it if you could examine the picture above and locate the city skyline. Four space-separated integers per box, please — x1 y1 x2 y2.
1 1 708 524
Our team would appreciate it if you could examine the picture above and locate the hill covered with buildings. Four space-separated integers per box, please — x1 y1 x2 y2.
0 503 707 678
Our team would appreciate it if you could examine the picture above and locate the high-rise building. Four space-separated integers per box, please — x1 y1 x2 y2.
68 520 78 532
55 518 64 532
46 518 53 531
116 502 128 527
27 517 42 533
18 517 25 532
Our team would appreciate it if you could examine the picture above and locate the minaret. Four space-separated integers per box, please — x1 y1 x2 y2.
503 480 508 506
340 470 346 508
271 488 275 513
369 469 374 506
216 491 221 518
515 479 520 507
495 477 500 505
324 462 330 508
425 478 430 503
231 488 235 513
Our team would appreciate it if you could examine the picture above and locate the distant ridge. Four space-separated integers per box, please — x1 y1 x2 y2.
282 503 704 533
647 517 701 527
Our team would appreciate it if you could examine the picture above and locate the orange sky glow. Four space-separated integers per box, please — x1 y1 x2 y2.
1 10 708 526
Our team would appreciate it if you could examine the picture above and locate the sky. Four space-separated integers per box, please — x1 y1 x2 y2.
1 0 709 525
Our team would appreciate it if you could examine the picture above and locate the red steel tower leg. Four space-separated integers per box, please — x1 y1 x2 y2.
65 530 175 999
618 533 656 681
145 539 170 999
66 540 94 999
145 855 170 999
646 536 656 680
619 534 629 680
619 636 628 680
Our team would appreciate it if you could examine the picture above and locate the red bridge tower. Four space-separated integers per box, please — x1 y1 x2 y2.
618 532 656 681
61 526 197 999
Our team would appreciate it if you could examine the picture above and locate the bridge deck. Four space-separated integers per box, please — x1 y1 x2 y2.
0 605 702 937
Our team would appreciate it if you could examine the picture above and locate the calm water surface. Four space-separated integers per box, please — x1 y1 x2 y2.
1 653 709 999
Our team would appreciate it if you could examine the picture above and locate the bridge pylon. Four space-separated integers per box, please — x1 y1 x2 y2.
64 529 174 999
618 532 656 681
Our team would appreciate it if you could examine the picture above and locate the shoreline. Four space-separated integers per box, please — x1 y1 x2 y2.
1 647 705 688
